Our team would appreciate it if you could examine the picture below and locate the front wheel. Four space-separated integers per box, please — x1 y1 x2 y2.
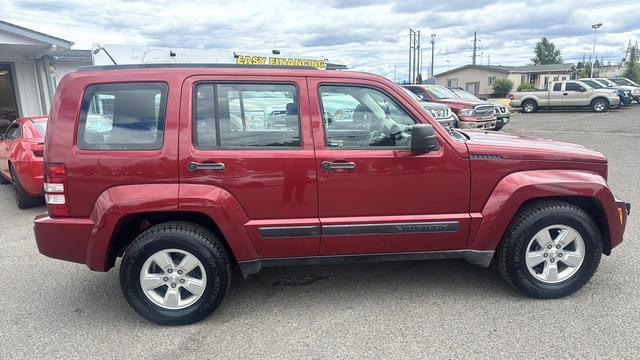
591 98 609 112
498 200 602 299
120 222 231 325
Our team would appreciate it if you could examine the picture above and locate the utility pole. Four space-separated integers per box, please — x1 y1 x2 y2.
446 59 450 70
472 31 479 65
590 23 603 77
430 33 436 79
408 29 422 84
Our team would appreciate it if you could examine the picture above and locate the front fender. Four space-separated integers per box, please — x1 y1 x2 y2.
469 170 620 251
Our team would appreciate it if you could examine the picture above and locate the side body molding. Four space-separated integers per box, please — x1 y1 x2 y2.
86 184 180 270
468 170 619 251
178 183 258 261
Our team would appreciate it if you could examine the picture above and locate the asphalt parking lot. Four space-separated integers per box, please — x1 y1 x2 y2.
1 106 639 359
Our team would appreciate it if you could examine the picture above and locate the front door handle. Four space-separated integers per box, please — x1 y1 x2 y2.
322 161 356 170
187 162 225 171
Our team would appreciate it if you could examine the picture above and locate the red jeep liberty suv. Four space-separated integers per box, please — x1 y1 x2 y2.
34 64 630 325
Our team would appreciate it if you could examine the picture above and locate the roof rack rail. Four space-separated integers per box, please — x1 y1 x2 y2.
78 63 320 72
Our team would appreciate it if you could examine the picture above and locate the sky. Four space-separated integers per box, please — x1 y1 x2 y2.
1 0 638 81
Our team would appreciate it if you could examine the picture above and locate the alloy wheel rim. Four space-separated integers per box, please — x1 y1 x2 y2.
139 248 207 310
524 104 533 112
525 225 585 284
595 102 605 111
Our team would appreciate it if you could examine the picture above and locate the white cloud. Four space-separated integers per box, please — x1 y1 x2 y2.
1 0 638 81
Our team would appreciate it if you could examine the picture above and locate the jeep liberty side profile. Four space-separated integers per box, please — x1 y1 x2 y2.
35 64 630 325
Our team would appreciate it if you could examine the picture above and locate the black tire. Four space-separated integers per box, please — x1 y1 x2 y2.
521 100 538 113
120 221 231 325
9 165 42 209
498 200 602 299
591 98 609 112
0 173 9 184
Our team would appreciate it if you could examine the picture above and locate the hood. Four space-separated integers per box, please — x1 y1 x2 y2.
462 130 607 163
436 98 485 111
419 101 450 111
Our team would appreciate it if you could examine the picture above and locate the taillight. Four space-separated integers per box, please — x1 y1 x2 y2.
44 162 69 216
32 143 44 157
508 93 514 100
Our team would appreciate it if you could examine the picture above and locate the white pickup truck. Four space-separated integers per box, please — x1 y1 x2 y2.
509 80 620 113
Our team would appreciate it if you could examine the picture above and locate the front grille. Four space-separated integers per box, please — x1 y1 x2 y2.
473 105 495 118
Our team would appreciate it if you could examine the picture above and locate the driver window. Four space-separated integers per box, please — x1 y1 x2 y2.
565 82 584 92
319 85 415 148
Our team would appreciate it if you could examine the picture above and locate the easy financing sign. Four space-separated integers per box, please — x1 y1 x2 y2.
235 55 326 69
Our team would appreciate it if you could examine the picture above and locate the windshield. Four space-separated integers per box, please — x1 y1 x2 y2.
450 88 479 100
32 120 47 137
581 80 603 89
402 87 422 101
612 78 638 86
426 86 457 100
596 78 617 87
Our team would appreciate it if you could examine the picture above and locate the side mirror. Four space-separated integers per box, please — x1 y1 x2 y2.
411 124 440 153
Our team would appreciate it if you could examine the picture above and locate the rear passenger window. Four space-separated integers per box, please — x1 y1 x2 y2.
77 82 168 150
194 83 300 148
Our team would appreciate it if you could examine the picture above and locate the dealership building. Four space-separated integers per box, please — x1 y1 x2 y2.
0 20 92 132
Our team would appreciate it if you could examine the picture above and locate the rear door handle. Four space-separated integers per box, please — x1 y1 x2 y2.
563 92 568 96
187 162 225 171
322 161 356 170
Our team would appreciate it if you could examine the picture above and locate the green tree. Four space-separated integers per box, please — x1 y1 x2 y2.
623 45 639 83
531 37 563 65
493 78 514 97
517 82 535 91
578 62 592 78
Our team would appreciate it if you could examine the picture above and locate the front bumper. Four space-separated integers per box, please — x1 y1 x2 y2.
436 115 458 128
458 117 496 130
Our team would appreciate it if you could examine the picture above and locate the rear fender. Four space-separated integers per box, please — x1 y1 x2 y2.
469 170 620 251
86 184 179 270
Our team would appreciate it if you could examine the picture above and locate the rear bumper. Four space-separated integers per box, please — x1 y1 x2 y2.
13 159 43 197
34 214 94 266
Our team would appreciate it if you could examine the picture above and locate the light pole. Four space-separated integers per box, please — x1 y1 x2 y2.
590 23 602 77
430 33 436 79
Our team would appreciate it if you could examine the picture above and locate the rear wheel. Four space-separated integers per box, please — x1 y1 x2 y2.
591 98 609 112
521 100 537 113
120 221 231 325
498 200 602 299
9 165 42 209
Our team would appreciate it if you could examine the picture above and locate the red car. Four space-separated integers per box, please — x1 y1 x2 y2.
0 116 46 208
35 65 629 325
404 84 497 130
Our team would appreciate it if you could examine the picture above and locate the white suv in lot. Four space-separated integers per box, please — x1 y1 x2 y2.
609 78 640 103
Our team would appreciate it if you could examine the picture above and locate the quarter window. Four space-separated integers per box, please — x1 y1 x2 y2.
77 82 167 150
319 85 415 149
194 83 300 148
4 123 20 140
